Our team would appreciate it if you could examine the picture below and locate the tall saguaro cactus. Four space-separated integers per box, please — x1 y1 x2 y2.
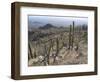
56 38 59 56
46 40 52 65
28 42 33 59
53 38 59 63
69 25 72 49
68 21 75 50
43 40 52 65
72 21 75 48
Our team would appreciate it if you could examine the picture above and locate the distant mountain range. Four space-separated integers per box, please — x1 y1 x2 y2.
39 23 57 29
28 21 88 31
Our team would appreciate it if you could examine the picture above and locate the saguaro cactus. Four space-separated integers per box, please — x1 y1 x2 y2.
43 40 52 65
69 25 72 49
56 38 59 55
44 44 48 65
72 21 75 48
47 40 52 65
28 42 33 59
53 38 59 63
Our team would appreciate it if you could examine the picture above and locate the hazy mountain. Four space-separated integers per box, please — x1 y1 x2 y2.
39 23 57 29
28 16 88 31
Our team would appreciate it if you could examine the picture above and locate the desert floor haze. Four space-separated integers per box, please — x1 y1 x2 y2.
28 15 88 66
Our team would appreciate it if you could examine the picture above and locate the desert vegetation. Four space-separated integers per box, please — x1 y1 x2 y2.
28 18 88 66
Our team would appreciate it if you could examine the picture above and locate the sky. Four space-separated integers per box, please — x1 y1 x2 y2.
28 15 88 29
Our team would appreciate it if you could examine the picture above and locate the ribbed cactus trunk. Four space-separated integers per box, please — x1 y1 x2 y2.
47 40 52 65
43 41 52 65
69 25 72 49
53 38 59 64
72 21 75 48
76 26 79 47
56 38 59 56
28 42 33 59
78 25 82 49
44 44 48 65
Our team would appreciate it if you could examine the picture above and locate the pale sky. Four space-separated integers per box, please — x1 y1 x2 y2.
28 15 88 29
